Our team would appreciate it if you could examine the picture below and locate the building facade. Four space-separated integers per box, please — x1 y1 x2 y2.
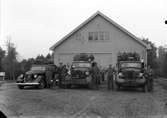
50 11 149 68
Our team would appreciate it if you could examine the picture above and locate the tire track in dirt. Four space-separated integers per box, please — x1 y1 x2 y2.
70 94 100 118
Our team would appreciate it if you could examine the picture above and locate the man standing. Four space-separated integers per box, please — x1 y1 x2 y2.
91 62 100 89
46 69 53 88
107 64 115 90
147 66 154 91
57 62 64 87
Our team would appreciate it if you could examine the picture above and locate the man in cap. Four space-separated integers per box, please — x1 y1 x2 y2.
91 62 100 89
57 62 64 87
46 69 53 88
107 64 115 90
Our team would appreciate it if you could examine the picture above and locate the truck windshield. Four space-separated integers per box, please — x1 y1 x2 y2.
120 62 141 68
31 66 46 71
72 63 91 68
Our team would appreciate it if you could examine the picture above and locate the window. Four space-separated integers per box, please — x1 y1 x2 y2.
88 31 109 41
88 32 93 40
94 32 98 40
105 32 109 40
99 32 104 40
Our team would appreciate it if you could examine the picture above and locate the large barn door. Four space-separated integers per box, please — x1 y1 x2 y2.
94 53 112 68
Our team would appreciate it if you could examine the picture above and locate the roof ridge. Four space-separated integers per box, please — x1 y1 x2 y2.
50 11 149 50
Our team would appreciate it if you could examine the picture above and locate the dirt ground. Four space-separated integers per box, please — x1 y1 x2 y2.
0 79 167 118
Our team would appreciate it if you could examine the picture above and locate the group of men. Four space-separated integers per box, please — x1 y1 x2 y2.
46 61 153 91
51 61 116 90
91 62 115 90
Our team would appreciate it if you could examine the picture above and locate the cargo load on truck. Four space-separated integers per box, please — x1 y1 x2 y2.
115 52 153 92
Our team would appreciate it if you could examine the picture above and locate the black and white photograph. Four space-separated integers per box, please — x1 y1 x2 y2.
0 0 167 118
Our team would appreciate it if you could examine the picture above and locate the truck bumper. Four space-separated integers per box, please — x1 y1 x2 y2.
115 78 146 87
16 82 40 86
71 79 88 85
70 76 91 85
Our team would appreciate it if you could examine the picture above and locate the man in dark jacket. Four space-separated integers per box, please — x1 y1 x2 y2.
107 64 115 90
57 62 64 87
91 62 100 89
46 70 53 88
147 66 154 91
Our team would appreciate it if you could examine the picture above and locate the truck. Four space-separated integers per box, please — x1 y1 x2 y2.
114 52 153 92
60 53 94 88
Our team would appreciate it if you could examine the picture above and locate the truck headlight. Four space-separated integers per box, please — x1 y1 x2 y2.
20 74 24 78
34 74 38 78
118 73 123 76
85 71 89 75
139 73 143 77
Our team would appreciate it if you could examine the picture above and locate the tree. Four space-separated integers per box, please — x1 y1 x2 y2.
35 54 48 64
0 47 5 71
162 53 167 77
3 40 18 80
142 38 157 69
19 58 36 73
157 46 167 77
45 53 53 64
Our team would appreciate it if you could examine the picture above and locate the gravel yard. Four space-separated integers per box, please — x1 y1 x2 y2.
0 79 167 118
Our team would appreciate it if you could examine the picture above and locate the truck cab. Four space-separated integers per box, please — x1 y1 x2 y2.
115 61 149 92
70 61 92 87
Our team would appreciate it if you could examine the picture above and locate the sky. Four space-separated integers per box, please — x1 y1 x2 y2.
0 0 167 60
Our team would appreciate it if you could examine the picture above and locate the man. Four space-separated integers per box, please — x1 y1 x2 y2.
91 62 100 89
57 62 64 87
107 64 115 90
46 69 53 88
147 66 154 91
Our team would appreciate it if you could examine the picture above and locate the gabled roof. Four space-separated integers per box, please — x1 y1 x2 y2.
50 11 150 50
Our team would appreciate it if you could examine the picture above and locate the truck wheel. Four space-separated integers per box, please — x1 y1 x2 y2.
88 82 93 89
60 84 66 89
117 85 120 91
67 84 72 89
113 81 117 91
18 85 24 89
143 84 148 92
149 81 154 92
147 82 151 92
115 84 120 91
38 79 45 89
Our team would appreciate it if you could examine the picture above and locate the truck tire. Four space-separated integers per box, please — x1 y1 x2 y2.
143 84 148 92
88 82 93 89
147 81 151 92
67 84 72 88
18 85 24 89
115 83 120 91
149 81 153 92
117 85 120 91
38 79 45 89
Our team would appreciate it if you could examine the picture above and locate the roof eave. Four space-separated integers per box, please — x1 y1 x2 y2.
50 11 148 50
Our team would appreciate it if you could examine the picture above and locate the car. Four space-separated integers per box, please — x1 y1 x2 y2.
16 64 57 89
62 61 92 88
115 61 149 92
